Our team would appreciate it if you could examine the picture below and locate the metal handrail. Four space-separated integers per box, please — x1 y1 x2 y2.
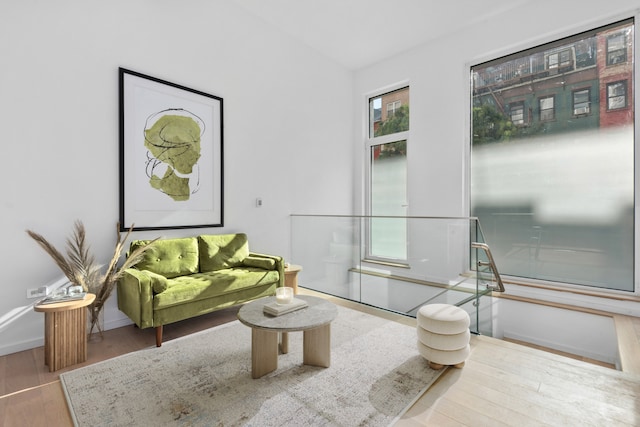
404 241 505 314
471 242 505 292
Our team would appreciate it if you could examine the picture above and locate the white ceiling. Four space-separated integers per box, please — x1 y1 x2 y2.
232 0 530 70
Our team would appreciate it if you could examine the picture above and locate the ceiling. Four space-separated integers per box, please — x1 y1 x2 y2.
232 0 530 70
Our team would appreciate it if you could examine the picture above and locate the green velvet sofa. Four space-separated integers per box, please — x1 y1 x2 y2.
117 233 284 346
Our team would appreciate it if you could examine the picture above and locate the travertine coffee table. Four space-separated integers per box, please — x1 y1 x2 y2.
237 295 337 378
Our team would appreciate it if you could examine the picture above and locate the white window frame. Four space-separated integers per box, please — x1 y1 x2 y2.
364 83 410 265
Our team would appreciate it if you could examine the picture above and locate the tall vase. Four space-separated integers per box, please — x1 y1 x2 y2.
87 304 104 342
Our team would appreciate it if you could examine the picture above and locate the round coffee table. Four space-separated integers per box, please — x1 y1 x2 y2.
237 295 337 378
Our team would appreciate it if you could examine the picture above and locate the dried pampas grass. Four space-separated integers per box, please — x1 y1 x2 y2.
26 221 157 337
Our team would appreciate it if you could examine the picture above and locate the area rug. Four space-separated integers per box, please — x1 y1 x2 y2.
60 305 445 426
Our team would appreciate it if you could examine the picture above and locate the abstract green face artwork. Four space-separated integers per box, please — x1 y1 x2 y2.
144 109 203 201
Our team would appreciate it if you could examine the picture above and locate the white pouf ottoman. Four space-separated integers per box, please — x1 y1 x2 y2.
417 303 470 370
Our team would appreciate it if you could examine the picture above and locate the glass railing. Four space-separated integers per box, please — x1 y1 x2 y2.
290 215 504 336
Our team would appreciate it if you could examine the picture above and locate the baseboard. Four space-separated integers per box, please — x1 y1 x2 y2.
105 316 134 330
0 315 134 357
0 337 44 357
503 330 615 365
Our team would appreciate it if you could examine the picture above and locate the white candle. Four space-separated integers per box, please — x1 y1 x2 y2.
275 287 293 305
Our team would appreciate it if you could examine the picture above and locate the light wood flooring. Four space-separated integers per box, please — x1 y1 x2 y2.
1 291 639 426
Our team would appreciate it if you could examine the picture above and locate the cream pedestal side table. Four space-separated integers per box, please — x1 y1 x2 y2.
284 264 302 293
34 293 95 372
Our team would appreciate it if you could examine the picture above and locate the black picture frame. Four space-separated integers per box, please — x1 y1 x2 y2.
119 68 223 231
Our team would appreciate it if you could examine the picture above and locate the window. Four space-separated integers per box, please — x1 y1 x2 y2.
510 102 525 125
607 80 627 110
387 100 401 118
471 18 634 292
547 49 573 70
573 89 590 115
371 89 409 137
539 96 555 121
607 32 627 65
367 86 409 261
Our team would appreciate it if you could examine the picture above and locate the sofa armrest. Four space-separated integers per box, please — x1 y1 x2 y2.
117 268 155 329
248 252 285 288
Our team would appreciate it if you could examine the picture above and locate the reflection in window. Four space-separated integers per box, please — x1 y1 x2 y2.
539 96 555 121
510 102 525 125
547 49 573 70
607 81 627 110
370 87 409 138
607 32 627 65
573 89 590 115
471 18 634 292
387 100 401 118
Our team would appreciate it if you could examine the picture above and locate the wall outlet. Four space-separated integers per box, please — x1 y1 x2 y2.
256 198 263 207
26 286 48 299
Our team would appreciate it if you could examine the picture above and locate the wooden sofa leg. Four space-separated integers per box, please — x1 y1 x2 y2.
156 326 163 347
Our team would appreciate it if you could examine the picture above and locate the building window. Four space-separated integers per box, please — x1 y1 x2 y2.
573 89 590 115
470 18 634 293
387 100 401 118
547 49 573 71
607 32 627 65
607 80 627 110
510 102 525 125
539 96 555 121
367 86 409 262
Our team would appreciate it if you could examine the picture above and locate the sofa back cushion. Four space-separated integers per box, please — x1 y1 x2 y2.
199 233 249 272
130 237 199 279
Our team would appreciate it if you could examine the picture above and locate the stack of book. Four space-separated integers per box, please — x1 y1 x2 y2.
263 298 308 316
38 292 87 305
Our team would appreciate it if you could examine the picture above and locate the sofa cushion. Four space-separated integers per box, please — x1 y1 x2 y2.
242 255 276 270
153 267 279 308
198 234 249 272
131 237 199 279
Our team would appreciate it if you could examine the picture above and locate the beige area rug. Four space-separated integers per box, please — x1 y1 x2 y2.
61 304 445 426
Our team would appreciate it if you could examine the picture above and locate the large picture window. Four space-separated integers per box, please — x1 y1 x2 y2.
471 18 634 292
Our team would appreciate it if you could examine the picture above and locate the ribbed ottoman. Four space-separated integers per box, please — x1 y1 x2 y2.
417 303 470 370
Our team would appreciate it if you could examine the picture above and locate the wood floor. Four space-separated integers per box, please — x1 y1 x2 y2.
2 291 639 426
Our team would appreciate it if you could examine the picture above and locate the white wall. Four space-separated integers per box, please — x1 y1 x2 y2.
0 0 354 355
493 299 618 365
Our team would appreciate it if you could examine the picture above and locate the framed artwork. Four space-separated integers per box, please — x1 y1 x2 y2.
119 68 223 231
